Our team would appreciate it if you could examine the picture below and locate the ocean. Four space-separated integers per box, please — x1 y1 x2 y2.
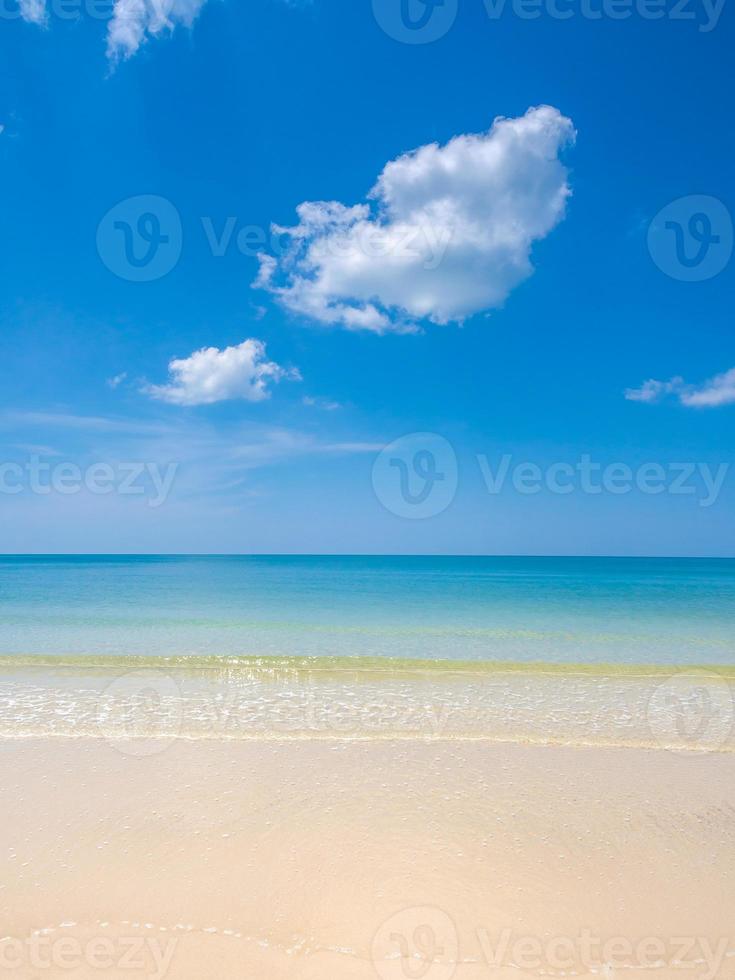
0 554 733 666
1 555 734 750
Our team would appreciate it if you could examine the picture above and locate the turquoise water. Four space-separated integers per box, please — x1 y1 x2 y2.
0 555 733 666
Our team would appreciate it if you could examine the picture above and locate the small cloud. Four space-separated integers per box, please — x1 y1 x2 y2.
624 377 683 403
625 367 735 408
107 372 128 390
144 338 300 407
19 0 47 24
106 0 207 62
302 395 341 411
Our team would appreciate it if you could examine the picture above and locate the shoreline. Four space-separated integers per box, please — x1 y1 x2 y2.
2 652 735 677
1 658 733 753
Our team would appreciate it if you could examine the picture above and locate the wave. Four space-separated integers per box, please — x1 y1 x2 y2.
1 655 733 753
1 652 735 677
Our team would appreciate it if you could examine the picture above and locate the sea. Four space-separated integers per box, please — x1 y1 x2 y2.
0 555 733 750
0 554 734 664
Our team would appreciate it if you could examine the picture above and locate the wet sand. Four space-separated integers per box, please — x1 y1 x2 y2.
1 737 734 980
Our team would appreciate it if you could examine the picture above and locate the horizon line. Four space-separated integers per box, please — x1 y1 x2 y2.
1 553 735 561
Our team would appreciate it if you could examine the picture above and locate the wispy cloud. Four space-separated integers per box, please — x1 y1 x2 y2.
226 429 381 468
16 0 208 60
18 0 47 24
1 409 382 505
10 443 62 456
17 0 300 64
107 372 128 390
625 367 735 408
624 377 684 404
106 0 207 62
0 411 174 435
303 395 341 411
256 105 575 333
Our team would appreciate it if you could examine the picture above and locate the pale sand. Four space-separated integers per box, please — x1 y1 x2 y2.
1 737 734 979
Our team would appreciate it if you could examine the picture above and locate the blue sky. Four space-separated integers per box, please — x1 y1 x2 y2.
0 0 734 554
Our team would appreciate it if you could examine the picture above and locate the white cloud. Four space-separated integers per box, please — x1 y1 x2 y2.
19 0 47 24
255 105 575 334
144 339 300 407
625 368 735 408
106 0 207 62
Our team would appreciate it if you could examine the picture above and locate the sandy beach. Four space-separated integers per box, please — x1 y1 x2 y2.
2 734 734 980
1 558 734 980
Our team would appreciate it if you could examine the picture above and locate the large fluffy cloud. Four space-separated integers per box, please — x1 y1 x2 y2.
625 367 735 408
145 339 300 406
106 0 207 61
255 106 575 333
